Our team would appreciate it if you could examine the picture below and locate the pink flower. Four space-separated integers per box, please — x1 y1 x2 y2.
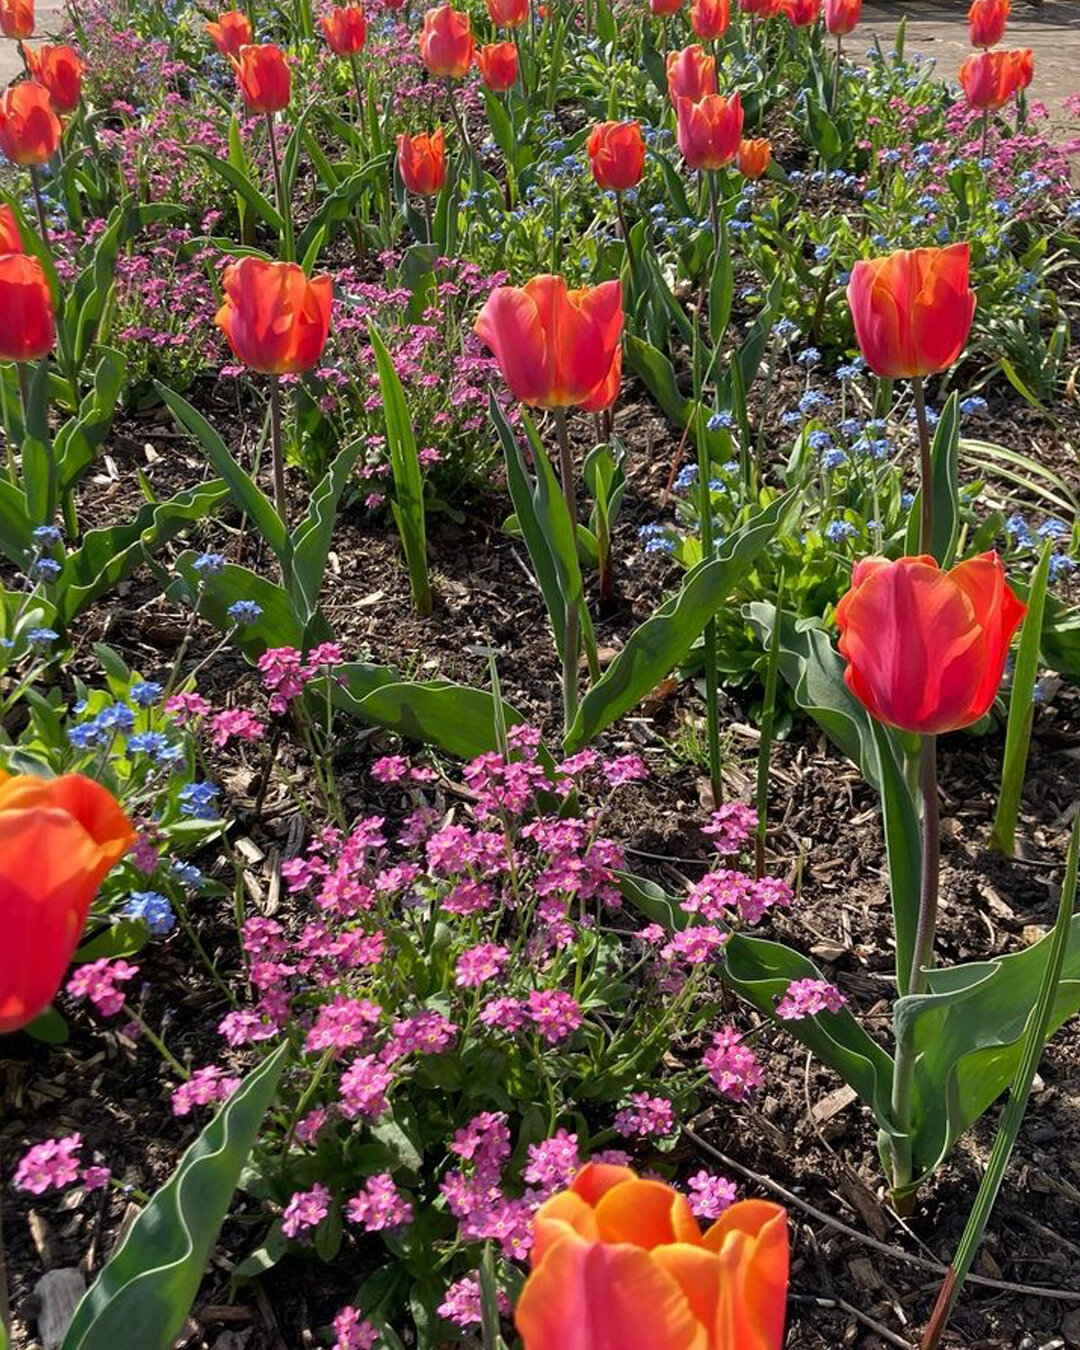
66 958 140 1017
522 1130 580 1197
81 1165 112 1192
332 1306 379 1350
455 942 510 988
13 1134 83 1194
210 708 266 748
614 1091 675 1139
346 1173 414 1231
387 1010 456 1058
171 1065 241 1117
371 754 409 782
661 925 727 965
479 995 528 1033
686 1169 737 1219
602 753 649 786
703 802 758 854
739 875 794 925
304 995 381 1054
438 1275 510 1330
282 1181 331 1240
339 1054 394 1120
526 989 583 1044
305 641 344 675
165 691 211 723
776 978 846 1020
257 646 310 714
295 1107 328 1143
703 1026 762 1101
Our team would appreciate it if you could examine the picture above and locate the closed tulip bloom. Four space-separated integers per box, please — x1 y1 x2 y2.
958 48 1016 110
477 41 517 90
398 127 446 194
486 0 528 26
0 772 135 1035
968 0 1009 48
0 203 23 254
0 0 33 39
824 0 860 33
666 44 717 102
737 136 770 178
515 1164 789 1350
0 253 53 361
1009 45 1033 92
475 274 623 409
692 0 730 38
587 120 645 192
676 91 744 171
419 5 474 79
781 0 818 25
739 0 781 15
233 43 291 113
206 9 252 58
836 554 1025 735
23 44 85 115
0 81 59 166
846 244 975 380
215 258 332 375
649 0 683 14
321 5 367 55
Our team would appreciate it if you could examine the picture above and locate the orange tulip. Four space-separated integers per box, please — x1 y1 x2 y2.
676 92 744 171
474 274 623 409
958 48 1017 110
739 0 780 14
968 0 1009 48
206 9 252 58
0 253 53 361
0 772 135 1035
397 127 446 195
781 0 818 24
692 0 730 38
0 0 32 39
477 40 517 90
0 81 60 166
649 0 683 14
824 0 860 33
321 5 367 55
1008 45 1033 92
486 0 528 26
666 44 717 103
0 203 23 254
23 44 85 115
232 43 291 113
846 244 975 381
419 4 474 79
215 258 332 375
737 136 770 179
836 554 1025 735
515 1164 789 1350
587 120 645 192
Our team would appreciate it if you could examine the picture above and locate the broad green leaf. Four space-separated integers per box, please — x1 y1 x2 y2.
191 148 284 232
75 919 150 962
625 335 689 425
0 477 36 568
290 438 365 621
296 156 389 259
1041 595 1080 679
21 359 56 526
904 392 960 565
172 555 312 658
708 219 733 346
564 493 797 750
62 1043 287 1350
55 348 127 492
340 678 528 759
870 721 922 996
962 438 1078 518
23 1006 69 1044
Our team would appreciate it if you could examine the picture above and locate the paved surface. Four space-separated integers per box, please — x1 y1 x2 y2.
0 0 65 85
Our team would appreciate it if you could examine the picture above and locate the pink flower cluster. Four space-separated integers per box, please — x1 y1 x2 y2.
703 803 759 855
614 1092 676 1139
171 1065 241 1117
776 978 846 1021
66 958 140 1017
332 1306 379 1350
282 1181 332 1240
703 1026 763 1102
346 1172 414 1232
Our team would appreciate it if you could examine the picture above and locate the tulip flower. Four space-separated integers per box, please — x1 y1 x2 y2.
692 0 730 39
0 0 32 39
959 46 1023 113
206 9 252 58
836 553 1025 736
515 1164 789 1350
0 202 23 254
232 42 291 113
666 44 717 103
486 0 528 26
23 44 85 115
0 772 135 1035
676 91 743 171
0 252 54 362
649 0 683 14
0 80 60 166
397 126 447 232
587 119 645 192
321 4 367 54
419 4 474 78
968 0 1009 48
737 136 770 179
477 40 517 91
824 0 859 33
1009 45 1033 92
781 0 818 25
739 0 781 15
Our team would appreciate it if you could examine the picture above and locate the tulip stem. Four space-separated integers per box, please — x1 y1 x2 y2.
0 1184 10 1343
980 109 989 163
29 164 50 245
615 191 638 303
446 80 480 186
349 52 367 141
830 33 842 116
911 375 934 554
423 194 435 247
695 400 724 808
268 374 288 535
552 406 580 732
265 112 294 262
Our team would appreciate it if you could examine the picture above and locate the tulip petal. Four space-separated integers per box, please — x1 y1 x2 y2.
531 1189 602 1265
703 1201 790 1350
474 285 553 404
948 552 1026 723
569 1161 639 1205
594 1178 702 1249
526 275 613 406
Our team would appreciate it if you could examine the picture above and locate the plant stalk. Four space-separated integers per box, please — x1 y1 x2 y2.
615 190 638 304
265 112 294 261
29 164 50 244
268 374 287 529
696 402 723 807
552 406 580 731
911 375 933 553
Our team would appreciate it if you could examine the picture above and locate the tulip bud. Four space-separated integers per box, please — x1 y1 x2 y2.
320 5 367 56
206 9 252 58
476 40 517 91
419 4 474 79
666 44 717 103
215 257 332 375
676 91 744 171
691 0 730 39
824 0 860 34
0 0 33 39
397 127 447 195
0 81 60 166
586 120 645 192
1009 45 1033 92
23 44 85 115
968 0 1009 48
737 136 770 179
232 43 291 114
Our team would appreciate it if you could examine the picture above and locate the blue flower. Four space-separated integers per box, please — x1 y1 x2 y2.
840 418 863 439
227 600 263 626
823 448 847 471
835 364 861 383
124 891 176 937
796 347 822 368
27 627 59 647
131 681 163 706
172 861 203 889
707 411 735 431
798 390 832 415
30 557 61 583
127 731 169 758
1049 553 1077 582
774 318 799 342
1005 513 1036 547
179 781 221 820
813 245 831 263
99 703 136 733
193 552 227 576
644 536 676 555
67 723 101 750
825 520 857 542
674 465 698 492
33 525 62 547
1038 519 1067 540
960 396 988 417
780 410 803 427
808 430 834 453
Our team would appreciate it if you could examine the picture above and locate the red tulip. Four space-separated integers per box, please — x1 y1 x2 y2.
383 0 406 10
676 91 744 171
0 203 23 254
836 553 1025 735
737 136 770 179
666 44 717 102
419 5 474 79
23 44 85 115
0 772 135 1035
739 0 781 15
474 274 623 409
486 0 528 26
587 120 645 192
649 0 683 14
515 1164 789 1350
0 253 53 361
692 0 730 38
0 0 32 39
232 43 291 113
958 48 1016 110
0 81 60 166
824 0 860 34
215 258 332 375
477 40 517 91
1008 45 1033 92
968 0 1009 48
321 5 367 54
206 9 252 58
397 127 447 194
781 0 818 25
846 244 975 381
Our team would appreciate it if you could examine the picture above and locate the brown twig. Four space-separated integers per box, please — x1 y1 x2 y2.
789 1293 914 1350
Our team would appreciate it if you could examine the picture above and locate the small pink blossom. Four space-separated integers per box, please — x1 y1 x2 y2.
523 1130 580 1197
81 1165 112 1192
304 995 381 1055
346 1173 414 1232
661 925 727 965
703 1026 762 1102
455 942 510 988
703 803 758 855
438 1275 509 1330
332 1306 378 1350
165 691 211 724
479 995 528 1033
339 1054 394 1121
602 753 649 786
776 978 846 1021
526 989 582 1044
13 1134 83 1194
282 1181 331 1240
210 708 266 748
171 1065 241 1117
66 959 140 1017
614 1092 675 1139
686 1169 737 1220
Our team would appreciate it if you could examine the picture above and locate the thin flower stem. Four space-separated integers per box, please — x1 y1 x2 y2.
349 52 366 140
552 407 581 731
29 164 50 244
269 374 288 529
122 1004 190 1080
265 112 294 262
830 32 841 116
911 374 934 554
615 191 637 302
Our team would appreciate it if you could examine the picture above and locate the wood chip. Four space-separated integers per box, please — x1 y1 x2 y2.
35 1269 86 1350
